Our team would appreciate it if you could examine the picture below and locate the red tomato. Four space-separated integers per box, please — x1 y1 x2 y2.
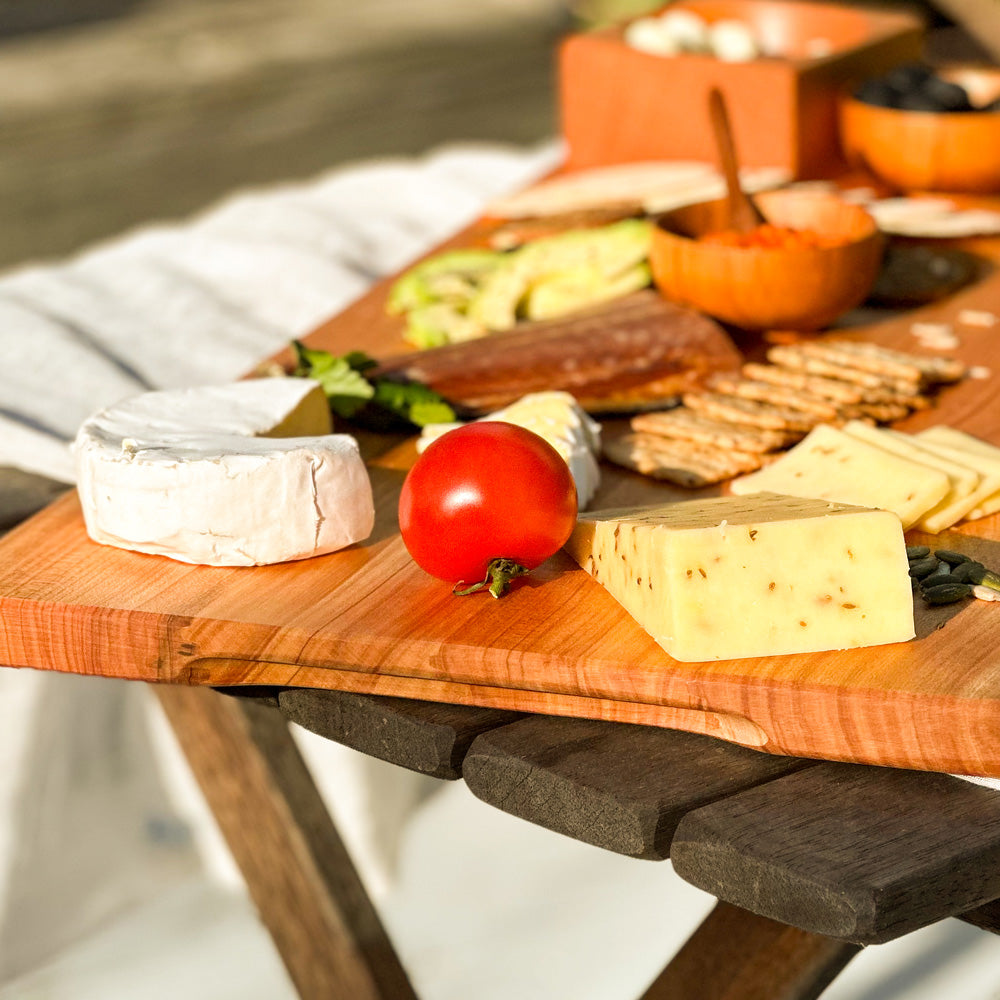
398 422 578 595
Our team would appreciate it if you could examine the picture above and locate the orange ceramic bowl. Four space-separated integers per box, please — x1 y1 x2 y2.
839 67 1000 194
650 188 885 331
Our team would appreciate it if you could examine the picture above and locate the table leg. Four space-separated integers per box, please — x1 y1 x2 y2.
640 900 860 1000
155 684 419 1000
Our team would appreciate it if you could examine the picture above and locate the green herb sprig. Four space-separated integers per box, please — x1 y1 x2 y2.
291 341 455 429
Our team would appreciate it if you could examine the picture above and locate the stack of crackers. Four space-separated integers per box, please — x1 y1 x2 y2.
604 339 967 487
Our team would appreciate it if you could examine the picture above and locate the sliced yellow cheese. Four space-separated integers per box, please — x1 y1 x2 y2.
839 421 981 533
728 424 950 530
894 431 1000 525
915 427 1000 520
566 492 914 662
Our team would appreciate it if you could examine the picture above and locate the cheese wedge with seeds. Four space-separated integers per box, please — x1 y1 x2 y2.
566 492 914 662
728 424 950 529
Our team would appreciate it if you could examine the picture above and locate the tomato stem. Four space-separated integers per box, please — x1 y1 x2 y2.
453 557 530 599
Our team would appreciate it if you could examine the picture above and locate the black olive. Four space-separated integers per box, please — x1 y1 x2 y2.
897 91 950 112
855 78 899 108
921 77 974 112
884 62 934 94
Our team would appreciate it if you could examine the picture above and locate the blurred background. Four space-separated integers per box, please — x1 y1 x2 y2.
0 0 572 270
2 0 991 270
1 0 991 271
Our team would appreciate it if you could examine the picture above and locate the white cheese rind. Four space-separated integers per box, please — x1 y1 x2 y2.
74 379 375 566
567 492 914 662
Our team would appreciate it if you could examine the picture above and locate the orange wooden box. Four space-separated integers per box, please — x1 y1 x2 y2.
559 0 924 178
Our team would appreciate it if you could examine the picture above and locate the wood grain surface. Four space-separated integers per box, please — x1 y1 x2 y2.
254 679 1000 940
156 686 418 1000
4 215 1000 778
640 900 860 1000
279 688 521 780
462 715 809 858
670 762 1000 943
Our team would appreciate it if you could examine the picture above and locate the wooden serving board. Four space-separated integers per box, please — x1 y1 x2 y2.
4 218 1000 778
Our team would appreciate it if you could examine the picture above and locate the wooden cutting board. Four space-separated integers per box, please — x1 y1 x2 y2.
4 219 1000 778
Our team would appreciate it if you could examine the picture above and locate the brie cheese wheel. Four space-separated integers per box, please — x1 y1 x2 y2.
416 391 601 508
74 378 375 566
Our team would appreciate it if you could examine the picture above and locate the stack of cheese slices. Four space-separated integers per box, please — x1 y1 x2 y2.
731 423 1000 533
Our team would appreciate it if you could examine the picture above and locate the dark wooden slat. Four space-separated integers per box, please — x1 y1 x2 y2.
0 467 69 534
960 898 1000 935
462 715 810 859
214 685 281 708
671 763 1000 944
641 900 860 1000
155 685 418 1000
278 687 521 780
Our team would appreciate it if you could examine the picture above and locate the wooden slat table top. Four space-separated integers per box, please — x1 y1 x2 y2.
278 687 521 780
5 232 1000 777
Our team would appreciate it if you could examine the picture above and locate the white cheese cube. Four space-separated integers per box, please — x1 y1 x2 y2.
416 391 601 508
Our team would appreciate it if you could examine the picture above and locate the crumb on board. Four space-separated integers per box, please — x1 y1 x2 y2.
910 321 960 351
958 309 998 329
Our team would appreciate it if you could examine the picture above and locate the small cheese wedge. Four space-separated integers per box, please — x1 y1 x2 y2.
729 423 950 529
417 391 601 508
74 378 375 566
915 427 1000 521
566 492 914 662
839 422 982 533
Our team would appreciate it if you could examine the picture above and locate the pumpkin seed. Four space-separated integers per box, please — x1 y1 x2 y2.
923 562 952 584
951 560 986 584
934 549 972 566
908 555 939 578
921 582 973 605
